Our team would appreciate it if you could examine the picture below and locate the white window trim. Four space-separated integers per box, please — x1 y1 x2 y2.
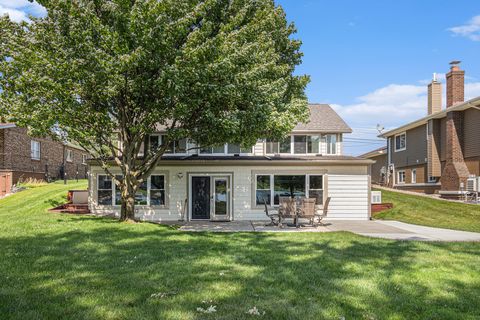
397 170 406 184
394 132 407 152
31 140 41 160
82 154 88 165
411 169 417 184
97 173 167 207
254 173 324 207
66 149 74 163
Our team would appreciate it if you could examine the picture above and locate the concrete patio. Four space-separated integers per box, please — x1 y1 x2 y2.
177 220 480 242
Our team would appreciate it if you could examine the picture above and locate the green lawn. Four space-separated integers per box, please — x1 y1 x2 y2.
1 182 480 319
374 188 480 233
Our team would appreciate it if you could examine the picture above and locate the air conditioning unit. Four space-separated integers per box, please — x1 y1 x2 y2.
466 177 479 192
371 191 382 204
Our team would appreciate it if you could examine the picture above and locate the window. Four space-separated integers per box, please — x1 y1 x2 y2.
150 135 187 154
97 175 113 205
308 175 323 204
293 136 307 154
227 144 251 154
82 154 88 164
200 144 225 154
395 133 406 152
31 141 40 160
279 137 291 154
397 171 406 184
256 175 271 205
66 149 73 162
326 134 337 155
255 174 323 206
150 175 165 206
135 180 148 205
274 175 305 205
265 137 291 154
307 136 321 154
411 169 417 184
98 174 166 206
428 176 437 183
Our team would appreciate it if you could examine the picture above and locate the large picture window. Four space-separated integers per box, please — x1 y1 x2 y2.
98 174 166 206
255 174 324 206
273 175 305 205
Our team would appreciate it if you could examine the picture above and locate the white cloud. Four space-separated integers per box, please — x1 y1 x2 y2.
448 15 480 41
334 80 480 155
0 0 45 22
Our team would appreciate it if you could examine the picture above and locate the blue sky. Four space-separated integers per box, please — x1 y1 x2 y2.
2 0 480 155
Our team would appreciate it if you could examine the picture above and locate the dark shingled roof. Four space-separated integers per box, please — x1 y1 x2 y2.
293 104 352 133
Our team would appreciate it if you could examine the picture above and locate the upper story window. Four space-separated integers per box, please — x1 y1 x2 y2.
149 135 187 154
82 154 88 165
66 149 74 162
325 134 337 155
31 141 40 160
293 135 321 154
265 137 291 154
395 133 406 152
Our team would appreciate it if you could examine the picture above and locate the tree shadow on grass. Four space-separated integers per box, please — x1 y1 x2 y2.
0 221 479 320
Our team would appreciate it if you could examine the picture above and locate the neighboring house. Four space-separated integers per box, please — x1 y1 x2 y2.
360 147 387 185
380 61 480 197
0 124 89 197
88 104 374 221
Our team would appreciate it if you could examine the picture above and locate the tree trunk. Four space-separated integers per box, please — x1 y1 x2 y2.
120 175 137 222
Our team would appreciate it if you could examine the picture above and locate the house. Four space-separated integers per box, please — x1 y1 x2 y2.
0 124 89 197
380 61 480 198
360 147 387 185
87 104 374 221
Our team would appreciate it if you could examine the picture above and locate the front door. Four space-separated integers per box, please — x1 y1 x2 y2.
190 175 231 221
191 176 211 220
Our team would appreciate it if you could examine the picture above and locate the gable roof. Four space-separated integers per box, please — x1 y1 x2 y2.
293 104 352 133
359 146 387 159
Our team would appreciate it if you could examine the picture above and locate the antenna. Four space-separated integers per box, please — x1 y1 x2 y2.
376 124 385 135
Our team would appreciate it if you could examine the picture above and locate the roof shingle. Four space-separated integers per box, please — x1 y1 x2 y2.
293 104 352 133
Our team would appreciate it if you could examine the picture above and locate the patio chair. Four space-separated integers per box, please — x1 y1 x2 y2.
278 197 296 227
263 201 280 226
296 198 316 227
314 197 331 227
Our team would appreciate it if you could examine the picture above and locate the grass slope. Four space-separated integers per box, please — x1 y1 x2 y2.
374 188 480 233
1 182 480 319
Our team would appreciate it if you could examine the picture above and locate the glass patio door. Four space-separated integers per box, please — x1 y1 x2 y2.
190 175 231 221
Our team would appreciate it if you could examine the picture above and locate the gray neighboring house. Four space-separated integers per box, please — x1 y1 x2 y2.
88 104 374 221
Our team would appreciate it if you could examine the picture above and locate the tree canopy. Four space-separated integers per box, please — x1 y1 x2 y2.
0 0 309 220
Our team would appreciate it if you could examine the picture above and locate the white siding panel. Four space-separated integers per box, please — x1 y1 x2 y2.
89 165 370 221
327 174 369 220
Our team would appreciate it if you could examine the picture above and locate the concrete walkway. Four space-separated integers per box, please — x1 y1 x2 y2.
178 220 480 242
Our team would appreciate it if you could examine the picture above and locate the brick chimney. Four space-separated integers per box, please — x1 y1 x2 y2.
446 61 465 108
428 73 442 115
440 61 470 197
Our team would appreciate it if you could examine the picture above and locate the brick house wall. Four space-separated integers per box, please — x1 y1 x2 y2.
0 127 88 184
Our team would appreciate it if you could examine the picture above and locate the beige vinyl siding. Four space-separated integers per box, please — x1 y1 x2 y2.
89 164 370 221
327 175 370 220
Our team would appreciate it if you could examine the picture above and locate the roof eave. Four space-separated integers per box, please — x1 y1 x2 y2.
380 96 480 138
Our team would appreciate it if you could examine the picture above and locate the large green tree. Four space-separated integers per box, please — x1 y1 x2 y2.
0 0 309 221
